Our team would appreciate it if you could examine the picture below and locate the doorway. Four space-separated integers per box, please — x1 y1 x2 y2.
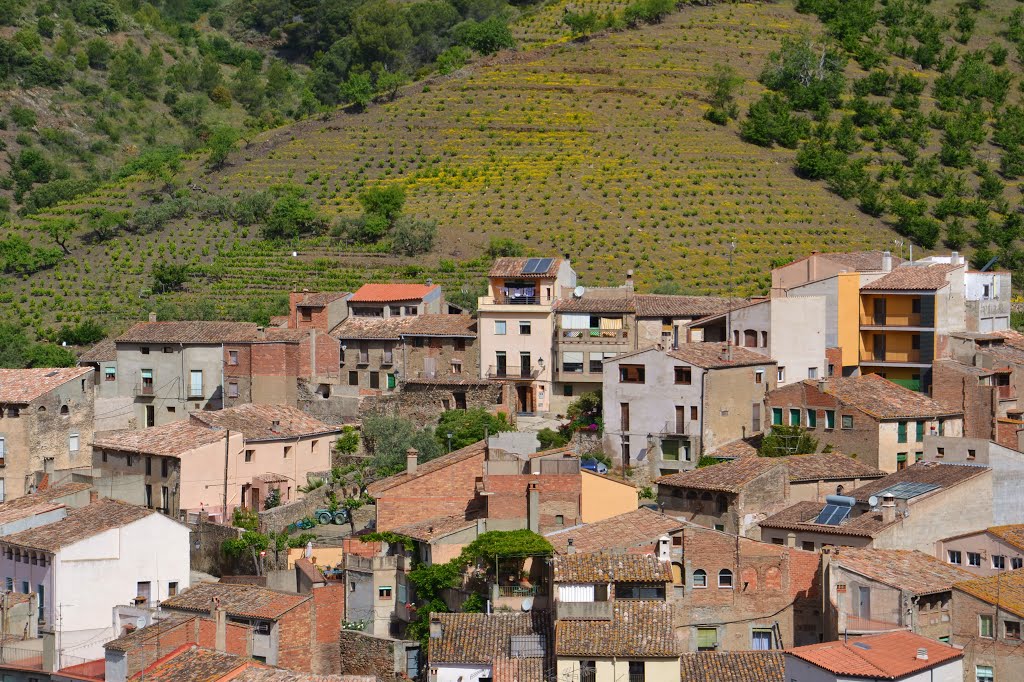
145 405 155 427
872 334 886 362
516 386 534 414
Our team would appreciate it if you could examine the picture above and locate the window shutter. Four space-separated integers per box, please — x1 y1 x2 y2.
697 628 717 648
561 314 590 330
563 352 584 364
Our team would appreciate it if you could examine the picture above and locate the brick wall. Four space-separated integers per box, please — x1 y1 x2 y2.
483 472 582 532
122 616 250 678
932 362 996 440
278 600 315 671
311 583 347 673
952 588 1024 680
825 347 842 376
374 451 486 530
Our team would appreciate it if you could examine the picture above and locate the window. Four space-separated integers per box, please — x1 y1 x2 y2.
675 366 692 384
228 382 239 398
841 415 854 430
104 366 116 381
619 365 645 383
692 569 707 588
69 434 79 453
976 665 994 682
413 337 424 348
145 457 152 475
620 403 630 431
370 372 380 389
825 410 835 429
562 352 584 374
563 384 573 397
405 306 418 316
993 555 1006 570
228 350 239 365
937 447 945 458
161 458 169 477
451 360 463 375
455 338 466 351
916 421 924 442
802 541 815 552
245 450 254 463
772 408 783 426
898 421 908 443
21 581 28 595
284 446 293 459
752 629 773 650
806 409 817 428
1014 557 1023 570
808 367 818 380
777 367 785 382
788 409 800 426
579 660 596 682
662 439 680 461
716 494 728 514
697 627 718 651
378 586 393 600
948 550 962 564
495 320 507 335
980 614 994 638
969 552 982 567
168 581 178 597
897 453 908 470
718 569 733 588
755 369 764 384
519 321 531 335
1007 620 1021 640
349 371 358 386
189 370 203 398
555 515 564 526
968 449 977 460
141 347 150 354
627 661 645 682
141 369 154 394
983 284 993 300
145 485 153 508
5 407 19 418
615 584 666 600
691 406 698 421
828 363 835 377
3 578 9 591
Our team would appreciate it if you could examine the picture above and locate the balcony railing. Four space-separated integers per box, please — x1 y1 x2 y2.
559 328 629 342
664 420 690 436
486 365 541 379
497 584 546 597
998 384 1015 400
860 314 924 327
861 350 922 363
492 292 543 305
134 384 155 397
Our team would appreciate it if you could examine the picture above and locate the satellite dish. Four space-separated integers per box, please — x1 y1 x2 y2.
573 286 585 298
136 616 146 628
868 496 879 508
521 597 534 612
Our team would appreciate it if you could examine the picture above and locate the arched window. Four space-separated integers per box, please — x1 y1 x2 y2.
732 330 740 346
701 492 713 502
59 405 69 416
37 406 46 412
718 569 734 588
693 569 707 588
743 330 757 347
836 484 845 495
686 491 698 500
716 494 728 514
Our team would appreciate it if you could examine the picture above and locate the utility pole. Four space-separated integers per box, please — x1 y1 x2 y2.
222 429 230 523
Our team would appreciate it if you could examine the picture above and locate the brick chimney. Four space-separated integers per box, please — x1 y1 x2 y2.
406 448 419 476
89 490 99 504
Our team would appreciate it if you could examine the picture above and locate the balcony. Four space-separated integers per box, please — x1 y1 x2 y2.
860 314 925 328
559 328 629 343
496 584 546 597
486 365 541 380
555 600 612 621
998 384 1016 401
479 292 552 309
861 350 923 364
134 384 155 397
663 420 691 436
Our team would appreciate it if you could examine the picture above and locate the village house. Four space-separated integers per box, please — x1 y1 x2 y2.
0 482 92 536
552 553 678 681
821 547 973 641
0 367 95 502
160 580 345 672
937 524 1024 577
602 344 777 475
341 542 415 638
919 436 1024 525
287 290 351 330
78 337 130 432
656 453 885 538
426 611 552 682
759 462 993 554
0 497 190 662
680 651 784 682
785 630 964 682
102 644 355 682
544 507 685 556
478 257 577 415
347 282 447 318
951 570 1024 682
686 296 828 387
766 374 963 472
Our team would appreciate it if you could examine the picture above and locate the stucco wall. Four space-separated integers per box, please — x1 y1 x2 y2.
116 343 224 428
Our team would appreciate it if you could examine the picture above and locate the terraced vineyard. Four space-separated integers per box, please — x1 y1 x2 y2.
7 1 899 334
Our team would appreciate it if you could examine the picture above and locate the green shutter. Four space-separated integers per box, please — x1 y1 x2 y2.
772 408 782 426
789 409 800 426
697 628 718 649
387 373 396 389
897 422 907 443
916 421 925 442
826 410 835 429
897 453 908 463
807 410 817 428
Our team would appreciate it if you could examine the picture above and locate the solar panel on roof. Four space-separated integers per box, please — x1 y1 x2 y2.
813 504 852 525
853 642 872 650
877 482 940 499
510 634 545 659
536 257 553 273
522 258 542 274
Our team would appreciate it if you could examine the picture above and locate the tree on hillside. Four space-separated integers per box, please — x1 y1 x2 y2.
391 216 437 255
759 34 846 111
152 261 190 292
38 218 75 254
206 125 240 170
486 237 524 258
563 9 599 40
358 184 406 222
0 324 32 368
436 408 513 450
702 63 743 124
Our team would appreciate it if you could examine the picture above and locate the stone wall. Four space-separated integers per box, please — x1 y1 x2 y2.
258 484 334 534
337 630 402 680
188 518 242 576
361 381 504 428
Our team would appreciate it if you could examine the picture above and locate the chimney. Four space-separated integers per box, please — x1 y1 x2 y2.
213 600 227 653
657 535 670 563
951 250 962 265
881 493 896 524
406 448 419 476
148 311 157 323
916 647 928 661
625 269 634 291
89 490 99 504
567 538 577 555
527 481 540 533
429 618 443 639
882 251 892 273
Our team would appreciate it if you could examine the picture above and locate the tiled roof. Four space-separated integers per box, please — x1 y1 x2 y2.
134 645 251 681
0 483 91 526
0 367 92 404
986 524 1024 552
668 343 775 369
331 314 476 340
367 440 486 496
161 582 309 620
294 558 325 585
295 291 350 307
79 337 117 362
554 292 635 314
259 328 307 343
235 670 372 682
545 508 684 555
657 458 781 493
489 257 562 278
680 652 785 682
429 611 550 665
833 548 974 596
269 315 289 327
390 515 477 542
491 657 545 682
93 421 225 456
2 499 157 552
817 250 904 271
706 438 760 459
783 453 885 482
787 631 962 678
190 404 341 441
634 294 739 318
759 501 890 537
846 461 988 503
553 553 672 583
104 613 195 652
860 264 959 291
116 321 260 344
555 601 676 658
954 570 1024 618
349 283 438 302
822 374 961 419
404 314 476 337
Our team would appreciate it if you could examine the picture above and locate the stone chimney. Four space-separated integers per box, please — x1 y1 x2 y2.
212 599 227 653
429 617 443 639
406 448 419 476
567 538 576 555
881 493 896 524
89 490 99 504
882 251 892 273
527 481 540 533
625 269 634 291
148 311 157 323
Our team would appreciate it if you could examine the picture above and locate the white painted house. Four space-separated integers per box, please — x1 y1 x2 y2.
0 497 190 664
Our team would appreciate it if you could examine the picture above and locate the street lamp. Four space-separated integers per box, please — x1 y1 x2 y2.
447 432 453 453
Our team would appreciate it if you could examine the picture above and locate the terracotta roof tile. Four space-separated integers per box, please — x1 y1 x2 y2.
104 613 196 652
390 515 477 542
269 316 289 327
161 582 309 620
545 508 684 555
0 367 92 403
367 440 486 497
816 250 905 271
679 652 785 682
488 257 562 278
832 548 974 595
349 284 438 302
93 421 226 456
667 343 776 369
634 294 739 318
2 498 157 552
133 646 251 681
235 670 372 682
554 291 635 313
954 570 1024 618
657 458 781 493
491 657 545 682
190 404 340 441
294 558 325 585
759 501 889 537
846 461 989 502
706 438 760 459
783 453 885 482
860 264 959 291
0 483 90 526
116 321 261 344
553 553 672 583
787 631 962 678
429 612 550 665
79 338 117 362
986 524 1024 552
555 601 676 657
331 314 475 340
296 291 350 307
821 374 961 419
